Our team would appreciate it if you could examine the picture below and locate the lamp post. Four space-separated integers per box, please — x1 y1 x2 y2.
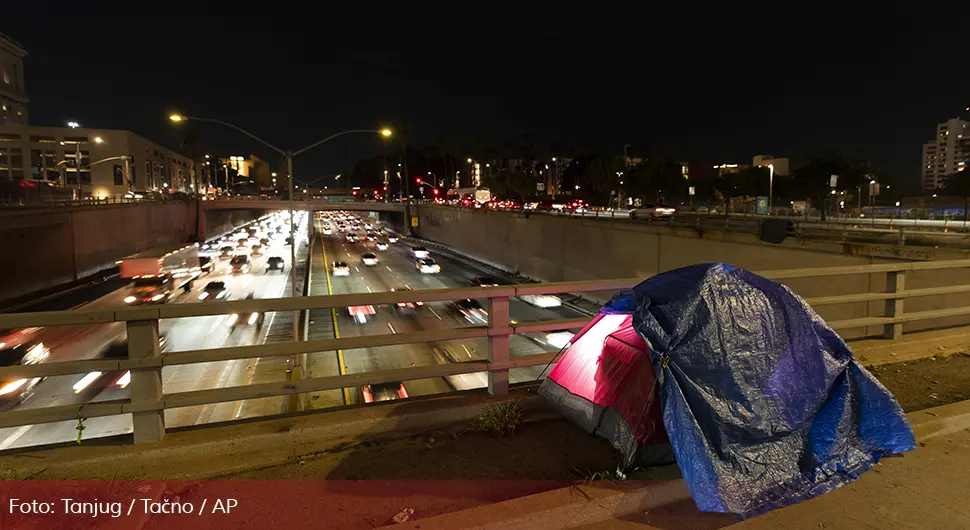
767 164 774 215
169 114 391 343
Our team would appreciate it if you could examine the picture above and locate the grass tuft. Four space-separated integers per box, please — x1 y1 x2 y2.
471 403 525 436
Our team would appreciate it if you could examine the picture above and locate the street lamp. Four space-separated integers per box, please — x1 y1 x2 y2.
169 113 392 343
767 164 774 214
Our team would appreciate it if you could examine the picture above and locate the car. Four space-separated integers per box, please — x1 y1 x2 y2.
332 261 350 276
364 223 373 230
631 205 676 220
323 226 333 235
198 256 214 274
450 298 488 324
228 293 265 333
198 281 230 301
361 253 379 266
260 237 270 246
469 276 501 287
266 256 285 272
390 286 424 312
416 257 440 274
0 340 50 409
345 233 358 243
409 246 429 259
387 235 399 243
520 294 562 308
365 232 377 241
72 336 169 395
219 246 234 259
338 225 348 232
250 244 263 256
237 238 248 248
348 305 376 324
362 382 409 403
230 254 251 274
544 331 576 349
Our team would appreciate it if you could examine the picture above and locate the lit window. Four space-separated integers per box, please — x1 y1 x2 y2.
2 70 8 84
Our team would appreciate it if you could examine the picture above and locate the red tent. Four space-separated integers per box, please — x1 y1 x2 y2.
540 313 671 469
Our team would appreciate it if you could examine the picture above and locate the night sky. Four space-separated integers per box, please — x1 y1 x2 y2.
7 3 968 190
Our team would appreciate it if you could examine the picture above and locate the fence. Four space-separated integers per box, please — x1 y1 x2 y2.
2 259 970 445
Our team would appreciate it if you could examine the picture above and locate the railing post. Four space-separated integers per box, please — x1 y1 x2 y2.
126 318 165 443
883 271 905 340
487 295 511 395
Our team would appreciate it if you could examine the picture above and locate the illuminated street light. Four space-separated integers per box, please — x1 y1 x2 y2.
895 201 901 207
94 137 103 144
168 114 183 122
380 128 392 137
466 158 472 163
67 121 80 128
271 172 277 177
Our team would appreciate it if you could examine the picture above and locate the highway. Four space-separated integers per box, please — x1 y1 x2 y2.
303 212 586 407
0 213 309 450
0 208 588 450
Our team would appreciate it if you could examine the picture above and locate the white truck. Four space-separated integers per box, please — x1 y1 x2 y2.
120 243 201 305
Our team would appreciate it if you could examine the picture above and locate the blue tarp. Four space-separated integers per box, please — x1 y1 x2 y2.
628 263 916 516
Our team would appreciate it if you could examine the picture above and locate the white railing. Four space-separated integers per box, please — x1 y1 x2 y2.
2 259 970 445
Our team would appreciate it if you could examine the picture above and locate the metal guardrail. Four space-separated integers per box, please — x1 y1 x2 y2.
2 259 970 444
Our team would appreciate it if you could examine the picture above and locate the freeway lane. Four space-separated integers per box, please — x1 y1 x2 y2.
0 213 309 450
304 212 588 407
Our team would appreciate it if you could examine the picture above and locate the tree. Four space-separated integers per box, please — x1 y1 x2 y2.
943 170 970 221
791 151 872 220
626 156 685 205
578 155 625 205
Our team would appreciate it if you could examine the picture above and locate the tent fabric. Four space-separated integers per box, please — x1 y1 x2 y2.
631 262 916 516
539 312 671 469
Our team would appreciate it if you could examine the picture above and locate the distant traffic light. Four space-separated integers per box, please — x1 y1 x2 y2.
433 188 439 196
383 185 388 191
352 190 357 196
416 177 422 184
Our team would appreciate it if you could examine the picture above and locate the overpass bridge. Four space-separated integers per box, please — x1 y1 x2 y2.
201 198 406 213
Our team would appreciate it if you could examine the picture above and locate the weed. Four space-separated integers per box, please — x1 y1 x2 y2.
471 403 524 436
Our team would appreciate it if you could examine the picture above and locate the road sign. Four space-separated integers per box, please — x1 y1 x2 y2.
829 175 838 187
536 182 545 191
755 196 769 215
411 216 419 227
689 186 695 196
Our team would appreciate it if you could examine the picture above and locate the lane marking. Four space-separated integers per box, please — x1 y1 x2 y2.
386 266 393 272
387 322 397 334
232 357 260 419
365 286 372 293
321 235 351 405
428 306 443 320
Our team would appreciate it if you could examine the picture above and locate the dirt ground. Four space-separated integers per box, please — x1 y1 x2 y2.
225 419 618 481
869 352 970 412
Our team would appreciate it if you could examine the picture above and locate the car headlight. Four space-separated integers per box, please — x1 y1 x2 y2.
228 314 239 326
248 313 259 325
124 296 137 304
198 292 209 300
151 294 165 302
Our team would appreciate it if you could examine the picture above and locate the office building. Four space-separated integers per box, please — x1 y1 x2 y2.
752 155 790 176
0 33 28 125
921 118 968 191
0 124 195 198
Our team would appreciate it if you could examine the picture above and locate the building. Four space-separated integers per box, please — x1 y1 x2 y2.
0 124 195 198
217 154 271 187
713 163 747 178
0 33 28 125
921 118 969 191
752 155 790 176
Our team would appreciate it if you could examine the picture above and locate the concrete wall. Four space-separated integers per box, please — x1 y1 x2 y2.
0 202 192 304
202 208 263 242
414 205 970 339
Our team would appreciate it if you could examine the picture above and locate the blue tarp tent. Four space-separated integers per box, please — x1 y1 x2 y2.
630 263 916 515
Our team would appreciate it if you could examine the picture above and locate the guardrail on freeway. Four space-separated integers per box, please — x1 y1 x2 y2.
2 259 970 445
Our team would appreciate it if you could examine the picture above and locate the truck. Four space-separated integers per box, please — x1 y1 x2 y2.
120 243 201 305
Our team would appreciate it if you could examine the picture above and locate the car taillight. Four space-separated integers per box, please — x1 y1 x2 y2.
397 384 409 399
362 387 374 403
